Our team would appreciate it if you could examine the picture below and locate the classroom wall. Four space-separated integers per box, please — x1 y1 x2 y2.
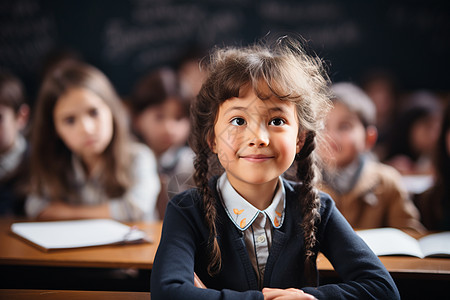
1 0 449 101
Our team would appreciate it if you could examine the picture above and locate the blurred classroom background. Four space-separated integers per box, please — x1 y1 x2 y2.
1 0 450 221
1 2 450 298
1 0 449 102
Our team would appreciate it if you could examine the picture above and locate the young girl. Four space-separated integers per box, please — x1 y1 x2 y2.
151 38 399 299
25 62 160 222
127 67 195 218
384 91 442 175
415 102 450 230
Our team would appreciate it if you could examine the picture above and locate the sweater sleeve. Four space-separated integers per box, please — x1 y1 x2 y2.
109 143 161 222
150 191 264 300
303 196 400 299
24 193 49 219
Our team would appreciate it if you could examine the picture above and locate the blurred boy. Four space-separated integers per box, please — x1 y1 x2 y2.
318 82 425 233
0 71 30 216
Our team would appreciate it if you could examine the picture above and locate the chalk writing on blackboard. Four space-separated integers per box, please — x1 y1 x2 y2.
259 1 360 49
102 2 246 72
0 0 56 73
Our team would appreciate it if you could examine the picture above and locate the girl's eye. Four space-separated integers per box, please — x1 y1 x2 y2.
89 108 98 117
64 116 75 125
269 118 285 126
155 112 165 121
338 122 352 131
230 117 246 126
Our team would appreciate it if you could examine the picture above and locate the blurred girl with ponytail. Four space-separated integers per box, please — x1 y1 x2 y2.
151 36 399 300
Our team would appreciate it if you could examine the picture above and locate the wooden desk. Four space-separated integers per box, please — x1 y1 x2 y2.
0 218 162 291
317 253 450 280
0 219 162 269
4 218 450 279
2 217 450 297
0 289 150 300
317 253 450 299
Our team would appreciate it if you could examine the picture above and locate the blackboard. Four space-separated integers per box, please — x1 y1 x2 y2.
1 0 449 102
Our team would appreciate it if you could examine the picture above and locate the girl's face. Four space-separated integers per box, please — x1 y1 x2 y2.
211 88 301 193
53 87 114 162
410 114 441 156
320 102 368 168
0 105 22 154
134 98 190 157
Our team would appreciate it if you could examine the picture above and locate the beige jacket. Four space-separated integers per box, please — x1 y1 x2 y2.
319 161 426 234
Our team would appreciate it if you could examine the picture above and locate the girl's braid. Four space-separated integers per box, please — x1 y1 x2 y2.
295 131 321 285
193 148 222 276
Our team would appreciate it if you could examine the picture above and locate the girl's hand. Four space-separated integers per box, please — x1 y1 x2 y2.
38 202 77 220
38 201 110 220
194 272 206 289
263 288 317 300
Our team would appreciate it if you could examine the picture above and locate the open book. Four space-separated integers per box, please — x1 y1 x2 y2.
10 219 150 252
356 228 450 258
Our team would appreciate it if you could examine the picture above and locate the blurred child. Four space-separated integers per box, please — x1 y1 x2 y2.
0 70 30 216
384 91 442 175
361 69 400 160
127 67 195 218
175 45 208 100
318 82 425 233
25 62 160 221
414 102 450 230
151 38 399 299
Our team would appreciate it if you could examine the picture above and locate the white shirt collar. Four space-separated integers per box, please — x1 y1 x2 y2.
72 155 86 182
0 134 26 178
217 173 285 231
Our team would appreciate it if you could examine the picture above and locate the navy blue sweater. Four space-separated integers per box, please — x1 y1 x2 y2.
151 177 400 299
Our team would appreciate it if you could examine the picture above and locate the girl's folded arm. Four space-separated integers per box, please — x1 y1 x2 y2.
303 201 400 300
150 198 264 300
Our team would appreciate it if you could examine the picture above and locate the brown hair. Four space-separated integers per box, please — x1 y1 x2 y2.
30 62 133 201
331 82 376 128
0 70 26 112
189 37 331 281
422 102 450 228
127 67 190 118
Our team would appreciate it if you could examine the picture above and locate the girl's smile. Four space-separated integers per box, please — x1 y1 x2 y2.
239 154 275 162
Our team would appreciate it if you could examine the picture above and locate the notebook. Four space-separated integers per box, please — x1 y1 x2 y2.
10 219 150 252
357 228 450 258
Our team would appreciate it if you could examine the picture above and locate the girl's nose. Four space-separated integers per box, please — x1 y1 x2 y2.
248 124 269 147
79 117 95 134
164 119 177 137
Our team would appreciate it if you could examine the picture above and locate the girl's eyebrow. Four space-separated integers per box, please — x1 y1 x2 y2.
223 106 247 115
56 112 75 120
267 107 287 113
224 105 288 115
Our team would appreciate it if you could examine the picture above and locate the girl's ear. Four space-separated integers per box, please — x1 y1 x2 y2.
365 125 378 150
16 104 30 130
209 141 217 153
208 134 217 154
296 131 307 153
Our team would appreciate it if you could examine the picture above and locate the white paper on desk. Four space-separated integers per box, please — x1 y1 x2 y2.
356 228 424 258
418 232 450 257
10 219 148 251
